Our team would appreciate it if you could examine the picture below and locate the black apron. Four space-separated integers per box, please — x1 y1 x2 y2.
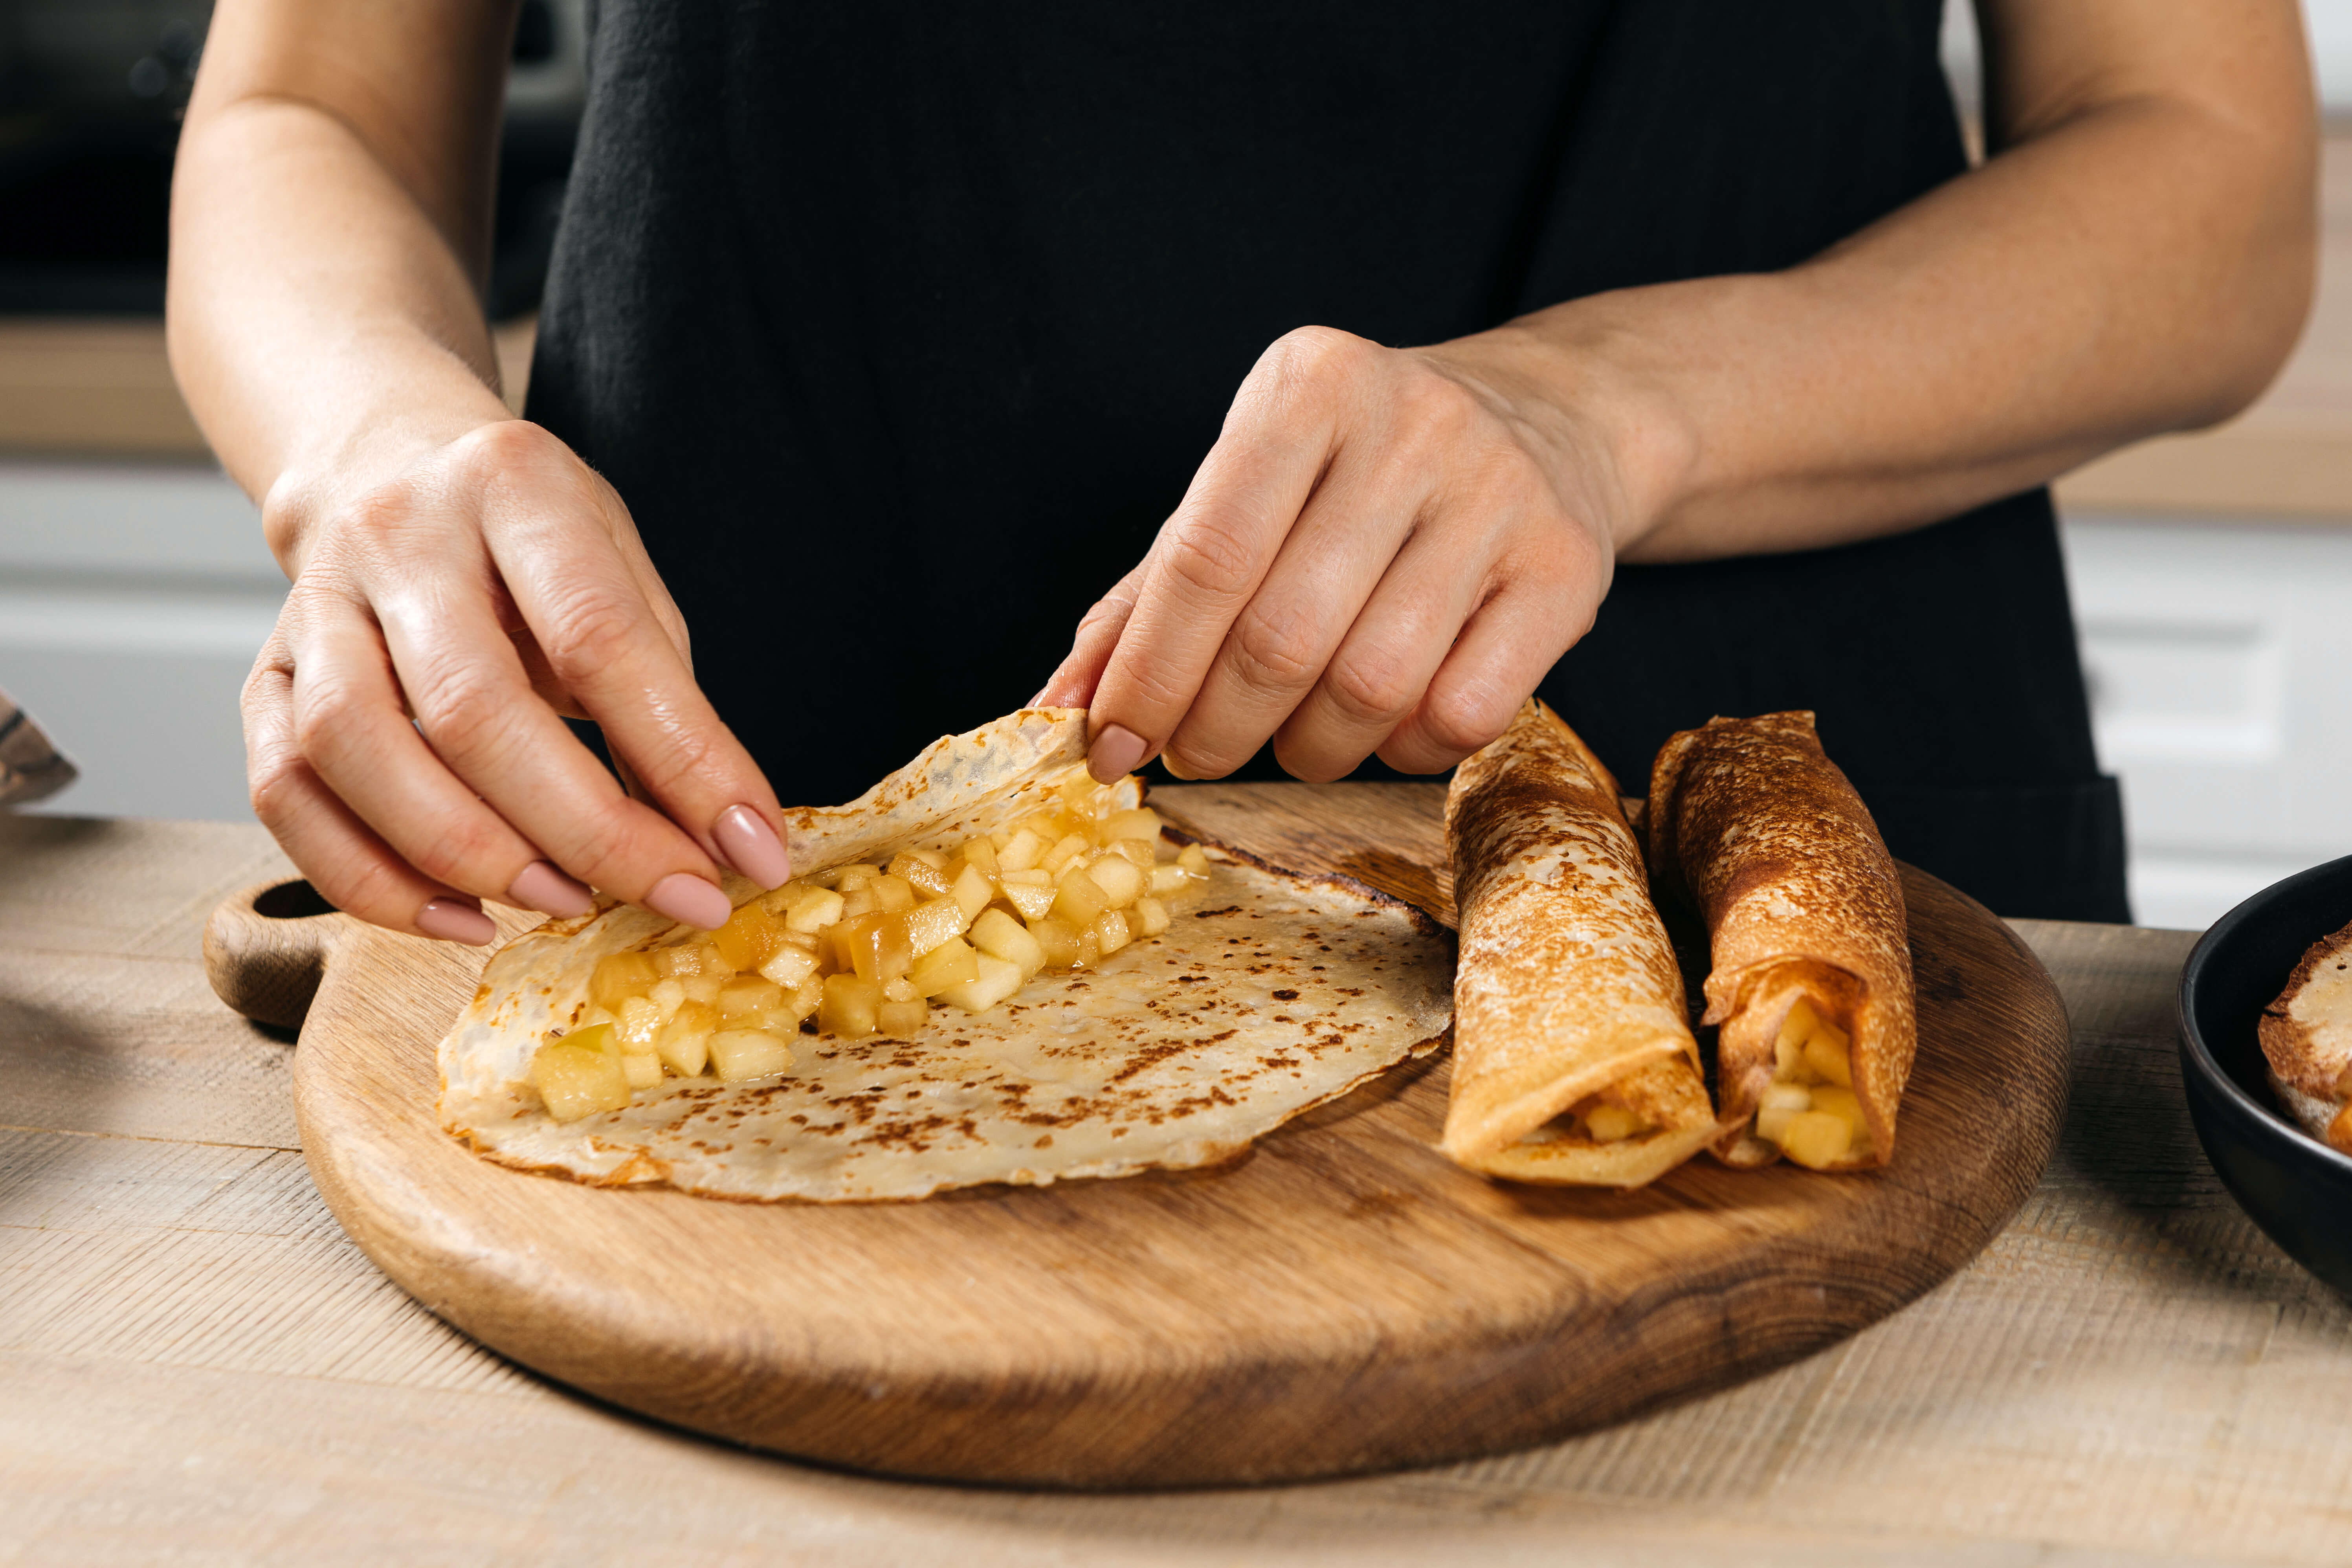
528 0 2130 922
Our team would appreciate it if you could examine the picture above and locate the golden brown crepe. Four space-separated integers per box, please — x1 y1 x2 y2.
1441 699 1718 1188
1649 712 1915 1171
2258 918 2352 1154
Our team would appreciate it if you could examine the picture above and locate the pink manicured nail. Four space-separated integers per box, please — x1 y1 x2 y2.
506 860 594 918
416 898 497 946
644 872 732 930
1088 724 1150 783
713 805 791 889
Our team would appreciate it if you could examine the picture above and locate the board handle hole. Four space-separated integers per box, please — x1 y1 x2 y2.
252 880 336 921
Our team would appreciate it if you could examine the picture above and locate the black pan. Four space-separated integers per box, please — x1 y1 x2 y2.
2177 853 2352 1302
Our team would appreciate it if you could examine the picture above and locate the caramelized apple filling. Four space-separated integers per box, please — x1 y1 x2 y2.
527 770 1211 1120
1751 996 1871 1169
1515 1091 1655 1147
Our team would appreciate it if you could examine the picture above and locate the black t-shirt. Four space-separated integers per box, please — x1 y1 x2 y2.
528 0 2128 921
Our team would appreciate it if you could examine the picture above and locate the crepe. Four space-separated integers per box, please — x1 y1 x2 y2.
1440 699 1718 1188
2258 917 2352 1154
1649 712 1914 1171
439 708 1454 1201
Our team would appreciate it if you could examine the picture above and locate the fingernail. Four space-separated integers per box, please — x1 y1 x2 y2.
1088 724 1150 784
713 805 791 889
644 872 732 930
506 860 594 918
416 898 497 946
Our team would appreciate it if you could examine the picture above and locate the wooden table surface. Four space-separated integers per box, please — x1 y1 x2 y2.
4 814 2348 1566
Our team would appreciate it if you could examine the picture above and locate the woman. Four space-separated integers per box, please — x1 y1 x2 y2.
168 1 2315 939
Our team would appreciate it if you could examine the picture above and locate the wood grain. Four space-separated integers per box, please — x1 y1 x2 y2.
217 783 2071 1488
14 811 2352 1563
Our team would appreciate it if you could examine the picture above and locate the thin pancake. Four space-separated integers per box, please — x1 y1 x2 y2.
439 709 1454 1201
1442 699 1717 1188
1650 712 1915 1171
2258 917 2352 1154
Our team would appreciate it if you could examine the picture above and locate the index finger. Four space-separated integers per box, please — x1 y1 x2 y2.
470 430 793 893
1084 329 1356 779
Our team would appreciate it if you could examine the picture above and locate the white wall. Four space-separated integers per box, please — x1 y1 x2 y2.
1948 1 2352 116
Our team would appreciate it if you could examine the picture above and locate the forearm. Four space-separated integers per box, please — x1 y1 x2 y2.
166 0 517 570
1469 13 2315 564
168 100 512 567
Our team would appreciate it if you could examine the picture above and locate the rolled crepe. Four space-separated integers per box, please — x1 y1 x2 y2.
1442 699 1718 1188
1649 712 1915 1171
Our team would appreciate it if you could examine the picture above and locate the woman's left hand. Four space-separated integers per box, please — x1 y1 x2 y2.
1035 324 1639 783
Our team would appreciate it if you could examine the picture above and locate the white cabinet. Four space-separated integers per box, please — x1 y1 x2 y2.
2061 515 2352 929
0 458 279 822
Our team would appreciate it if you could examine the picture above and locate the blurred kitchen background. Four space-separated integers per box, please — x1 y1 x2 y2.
1 0 2348 930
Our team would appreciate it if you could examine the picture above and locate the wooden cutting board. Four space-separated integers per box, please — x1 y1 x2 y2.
204 781 2069 1489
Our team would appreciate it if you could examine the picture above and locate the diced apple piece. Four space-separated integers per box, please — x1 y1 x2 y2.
783 972 825 1028
882 976 919 1002
908 935 982 996
956 835 1000 876
621 1052 664 1089
781 885 846 933
1057 773 1106 818
888 851 954 898
876 996 930 1035
1105 838 1156 869
969 908 1047 977
999 870 1055 921
1808 1085 1869 1143
1103 806 1161 840
1176 844 1211 879
712 901 786 972
653 999 717 1076
838 886 877 920
949 862 995 919
615 994 667 1051
1778 1110 1853 1169
1051 863 1110 926
757 942 820 988
1085 854 1144 910
654 940 726 978
903 894 973 958
1133 896 1170 937
1074 928 1102 968
589 952 660 1012
1804 1031 1855 1089
1093 908 1132 956
1027 915 1083 970
1585 1103 1648 1143
1147 864 1191 898
708 1028 793 1082
998 827 1046 873
870 873 918 913
830 910 914 985
531 1026 630 1121
1038 832 1092 877
834 864 881 891
818 973 881 1037
718 976 786 1021
936 952 1025 1014
682 973 726 1006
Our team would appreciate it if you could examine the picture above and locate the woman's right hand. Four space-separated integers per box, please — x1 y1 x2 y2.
244 418 792 944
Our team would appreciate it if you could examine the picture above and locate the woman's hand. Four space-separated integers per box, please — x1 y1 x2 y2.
1037 325 1642 783
245 419 791 944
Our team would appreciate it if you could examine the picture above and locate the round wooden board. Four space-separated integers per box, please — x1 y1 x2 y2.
246 783 2068 1489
